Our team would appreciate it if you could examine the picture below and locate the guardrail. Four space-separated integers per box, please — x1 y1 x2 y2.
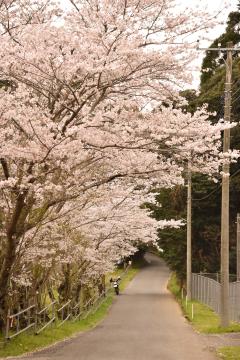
192 273 221 314
196 273 237 283
71 303 81 321
192 273 240 322
80 289 111 320
5 305 36 340
57 300 72 327
229 281 240 323
5 264 132 340
35 300 57 334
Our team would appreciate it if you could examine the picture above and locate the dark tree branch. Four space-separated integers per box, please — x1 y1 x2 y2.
0 158 9 179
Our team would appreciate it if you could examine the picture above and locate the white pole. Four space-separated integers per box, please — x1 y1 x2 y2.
187 160 192 300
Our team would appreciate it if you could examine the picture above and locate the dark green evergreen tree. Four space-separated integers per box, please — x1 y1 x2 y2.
201 7 240 87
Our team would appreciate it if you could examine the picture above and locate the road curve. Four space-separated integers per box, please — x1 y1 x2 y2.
18 253 217 360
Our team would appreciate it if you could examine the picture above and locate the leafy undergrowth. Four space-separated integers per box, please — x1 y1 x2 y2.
168 273 240 334
0 267 139 358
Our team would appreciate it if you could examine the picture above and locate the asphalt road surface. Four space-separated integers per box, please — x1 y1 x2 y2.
19 253 217 360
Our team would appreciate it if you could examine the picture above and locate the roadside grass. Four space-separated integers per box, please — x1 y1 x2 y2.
168 273 240 334
218 347 240 360
0 266 139 358
168 273 240 360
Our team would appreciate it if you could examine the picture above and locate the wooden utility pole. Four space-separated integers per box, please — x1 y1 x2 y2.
237 214 240 281
187 160 192 300
198 41 240 326
220 42 232 327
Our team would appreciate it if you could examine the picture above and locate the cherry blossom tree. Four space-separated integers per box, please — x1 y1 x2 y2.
0 0 232 328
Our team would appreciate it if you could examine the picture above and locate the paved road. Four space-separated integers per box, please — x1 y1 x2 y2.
18 254 217 360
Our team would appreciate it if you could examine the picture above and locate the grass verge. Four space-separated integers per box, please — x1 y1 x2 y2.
218 347 240 360
0 267 139 358
168 273 240 334
168 273 240 360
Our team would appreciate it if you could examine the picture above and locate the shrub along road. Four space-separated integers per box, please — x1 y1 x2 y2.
13 254 217 360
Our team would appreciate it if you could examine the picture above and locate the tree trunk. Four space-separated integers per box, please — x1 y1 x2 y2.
0 192 26 330
74 283 82 303
0 236 17 331
58 264 71 303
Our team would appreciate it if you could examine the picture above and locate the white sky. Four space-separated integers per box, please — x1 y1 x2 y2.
188 0 238 44
182 0 239 87
61 0 239 88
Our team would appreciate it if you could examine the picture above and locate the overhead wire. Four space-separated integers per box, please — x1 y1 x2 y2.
192 73 240 201
232 94 240 105
231 81 240 98
192 167 240 201
190 13 240 201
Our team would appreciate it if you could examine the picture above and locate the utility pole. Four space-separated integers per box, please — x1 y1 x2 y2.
237 214 240 281
198 41 240 327
187 160 192 300
220 42 232 327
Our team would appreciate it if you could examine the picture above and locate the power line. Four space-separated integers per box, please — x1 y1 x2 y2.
192 167 240 201
198 41 240 326
232 93 240 105
231 80 240 98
